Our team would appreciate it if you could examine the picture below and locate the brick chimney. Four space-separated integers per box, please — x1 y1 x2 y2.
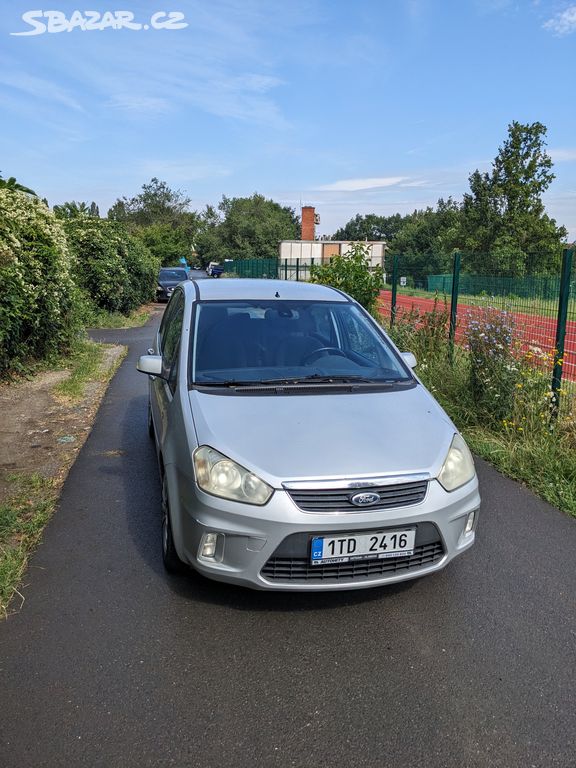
301 206 316 241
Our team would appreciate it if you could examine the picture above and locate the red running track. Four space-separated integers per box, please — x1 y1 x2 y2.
379 291 576 382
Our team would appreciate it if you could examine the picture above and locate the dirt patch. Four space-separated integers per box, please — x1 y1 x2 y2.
0 345 126 501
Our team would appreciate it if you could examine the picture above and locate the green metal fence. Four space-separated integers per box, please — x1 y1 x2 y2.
226 258 279 279
382 250 575 417
427 273 568 300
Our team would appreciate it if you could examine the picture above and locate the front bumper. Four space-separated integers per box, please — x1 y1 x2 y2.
156 287 174 302
170 469 480 591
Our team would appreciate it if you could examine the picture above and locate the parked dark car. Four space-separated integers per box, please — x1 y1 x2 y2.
156 267 189 302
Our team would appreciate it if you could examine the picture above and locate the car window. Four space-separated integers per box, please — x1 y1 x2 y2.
161 292 185 393
337 309 385 365
192 300 410 385
159 269 187 281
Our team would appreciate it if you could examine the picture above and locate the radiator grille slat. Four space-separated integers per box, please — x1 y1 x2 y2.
287 480 428 513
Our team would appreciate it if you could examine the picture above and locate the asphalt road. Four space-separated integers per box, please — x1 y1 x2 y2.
1 302 576 768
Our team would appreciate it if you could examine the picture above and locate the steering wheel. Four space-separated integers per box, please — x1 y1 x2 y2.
301 347 348 364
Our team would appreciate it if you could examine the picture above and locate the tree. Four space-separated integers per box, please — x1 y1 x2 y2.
0 171 37 196
196 193 299 263
310 243 383 313
107 177 191 227
460 121 566 275
108 178 201 266
390 199 462 282
53 201 100 219
333 213 406 242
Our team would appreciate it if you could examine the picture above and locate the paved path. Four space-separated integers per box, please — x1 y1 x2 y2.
1 308 576 768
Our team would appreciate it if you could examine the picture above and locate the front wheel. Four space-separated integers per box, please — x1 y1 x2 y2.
161 474 187 574
147 402 154 439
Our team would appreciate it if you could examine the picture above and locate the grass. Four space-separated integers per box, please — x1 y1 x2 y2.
85 305 151 329
463 427 576 514
388 307 576 518
55 339 109 400
0 474 58 615
0 339 126 616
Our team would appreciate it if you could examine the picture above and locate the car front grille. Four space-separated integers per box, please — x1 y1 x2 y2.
286 479 428 513
261 523 444 584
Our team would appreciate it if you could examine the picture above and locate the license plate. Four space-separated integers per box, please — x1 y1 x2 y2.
310 529 415 565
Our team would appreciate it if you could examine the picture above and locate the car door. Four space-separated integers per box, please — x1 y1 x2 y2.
152 290 185 444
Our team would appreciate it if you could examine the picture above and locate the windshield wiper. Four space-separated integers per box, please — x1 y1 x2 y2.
196 375 409 388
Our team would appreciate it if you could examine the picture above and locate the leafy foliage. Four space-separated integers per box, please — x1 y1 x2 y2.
53 201 100 219
333 123 567 279
0 190 80 376
64 218 159 314
309 242 383 312
108 178 201 266
460 122 566 275
197 193 299 263
0 171 37 196
333 213 407 242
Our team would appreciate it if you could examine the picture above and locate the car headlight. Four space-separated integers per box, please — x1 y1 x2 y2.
156 284 162 291
438 434 476 492
193 446 273 505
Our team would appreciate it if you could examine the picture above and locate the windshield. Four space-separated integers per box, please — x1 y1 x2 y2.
191 300 412 386
159 269 188 281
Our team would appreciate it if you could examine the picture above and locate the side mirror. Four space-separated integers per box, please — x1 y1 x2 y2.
401 352 417 369
137 354 163 377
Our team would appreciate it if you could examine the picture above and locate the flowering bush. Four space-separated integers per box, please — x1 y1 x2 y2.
0 190 80 376
465 307 520 422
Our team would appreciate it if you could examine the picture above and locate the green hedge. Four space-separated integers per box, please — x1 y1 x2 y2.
0 190 80 376
64 218 160 314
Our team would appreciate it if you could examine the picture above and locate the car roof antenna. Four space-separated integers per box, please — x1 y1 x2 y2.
275 291 280 298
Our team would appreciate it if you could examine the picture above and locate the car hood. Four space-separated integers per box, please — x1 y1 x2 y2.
159 279 184 288
188 385 456 487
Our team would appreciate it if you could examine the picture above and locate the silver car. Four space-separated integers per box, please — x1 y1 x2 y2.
137 279 479 591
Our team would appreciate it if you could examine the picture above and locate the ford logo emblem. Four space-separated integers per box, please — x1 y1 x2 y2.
350 492 381 507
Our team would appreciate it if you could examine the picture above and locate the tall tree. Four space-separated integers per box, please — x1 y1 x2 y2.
108 178 201 266
332 213 407 242
391 199 462 281
108 177 191 227
197 193 299 262
460 121 566 275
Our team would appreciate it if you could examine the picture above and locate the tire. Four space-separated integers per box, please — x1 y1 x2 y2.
147 402 155 439
161 473 187 574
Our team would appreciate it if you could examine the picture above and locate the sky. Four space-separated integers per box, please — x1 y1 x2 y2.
1 0 576 239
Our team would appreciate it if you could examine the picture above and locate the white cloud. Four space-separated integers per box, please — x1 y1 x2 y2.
399 179 429 188
543 6 576 35
139 159 232 183
316 177 408 192
549 148 576 162
0 72 83 112
108 95 172 115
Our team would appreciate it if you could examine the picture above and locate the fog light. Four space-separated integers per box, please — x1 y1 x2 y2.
199 532 221 560
465 511 476 534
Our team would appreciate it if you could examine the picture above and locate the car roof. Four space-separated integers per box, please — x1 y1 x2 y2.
189 279 350 302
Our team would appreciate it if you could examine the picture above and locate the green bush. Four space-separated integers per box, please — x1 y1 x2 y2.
309 243 383 312
64 218 159 315
0 190 80 376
